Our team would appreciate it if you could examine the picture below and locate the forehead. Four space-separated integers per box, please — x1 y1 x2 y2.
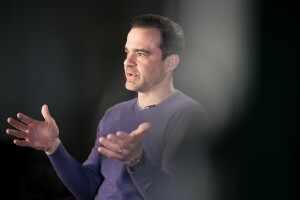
125 28 161 49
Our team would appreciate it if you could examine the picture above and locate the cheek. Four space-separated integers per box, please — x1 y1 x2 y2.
138 60 164 77
137 68 148 79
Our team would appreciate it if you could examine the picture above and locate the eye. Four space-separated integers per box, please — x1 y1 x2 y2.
137 52 146 57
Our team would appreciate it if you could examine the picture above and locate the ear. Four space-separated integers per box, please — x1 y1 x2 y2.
164 54 180 72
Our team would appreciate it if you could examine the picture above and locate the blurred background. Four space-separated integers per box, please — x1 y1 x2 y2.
0 0 297 199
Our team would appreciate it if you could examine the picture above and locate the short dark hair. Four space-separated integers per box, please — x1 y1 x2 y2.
131 14 185 60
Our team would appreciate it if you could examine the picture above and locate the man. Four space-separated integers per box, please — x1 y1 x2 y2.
6 14 207 199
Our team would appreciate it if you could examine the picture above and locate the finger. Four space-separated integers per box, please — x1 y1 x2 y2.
41 104 52 122
17 113 34 125
115 132 135 149
98 145 130 159
13 139 29 147
130 122 151 136
98 146 124 159
99 137 122 153
115 131 129 140
7 117 28 132
118 130 141 143
116 131 132 143
6 129 27 139
107 133 122 143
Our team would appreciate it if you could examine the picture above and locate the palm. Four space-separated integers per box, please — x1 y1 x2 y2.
6 104 59 151
24 116 58 150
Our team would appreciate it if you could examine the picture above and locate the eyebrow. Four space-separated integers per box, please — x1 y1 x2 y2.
125 47 151 55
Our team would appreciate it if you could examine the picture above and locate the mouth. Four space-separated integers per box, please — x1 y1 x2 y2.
126 71 139 80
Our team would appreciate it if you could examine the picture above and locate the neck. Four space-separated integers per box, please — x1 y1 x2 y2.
137 86 175 108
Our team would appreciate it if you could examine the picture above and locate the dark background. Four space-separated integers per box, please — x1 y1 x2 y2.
0 0 297 199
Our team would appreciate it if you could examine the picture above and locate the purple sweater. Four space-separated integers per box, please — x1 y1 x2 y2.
48 90 206 200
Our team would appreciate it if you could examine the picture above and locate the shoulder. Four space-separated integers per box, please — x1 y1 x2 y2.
168 90 206 114
104 98 137 116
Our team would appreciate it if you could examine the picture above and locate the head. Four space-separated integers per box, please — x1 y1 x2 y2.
130 14 185 60
124 14 185 93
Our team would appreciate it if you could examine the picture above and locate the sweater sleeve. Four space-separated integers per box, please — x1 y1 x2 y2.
48 143 103 200
128 152 184 200
128 108 210 200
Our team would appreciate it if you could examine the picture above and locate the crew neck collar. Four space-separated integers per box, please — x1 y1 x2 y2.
137 89 178 110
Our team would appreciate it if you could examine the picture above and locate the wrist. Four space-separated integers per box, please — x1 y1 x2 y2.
126 148 146 172
45 138 61 155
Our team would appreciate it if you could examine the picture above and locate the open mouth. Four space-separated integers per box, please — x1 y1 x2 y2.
126 71 138 79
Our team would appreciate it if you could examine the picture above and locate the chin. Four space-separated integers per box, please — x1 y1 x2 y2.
125 84 137 92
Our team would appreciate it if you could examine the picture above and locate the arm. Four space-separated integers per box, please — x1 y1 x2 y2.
97 118 191 200
48 143 103 200
129 110 210 200
127 128 185 200
6 104 102 200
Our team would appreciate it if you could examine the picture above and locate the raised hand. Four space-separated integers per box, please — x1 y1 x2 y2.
98 122 151 163
6 104 60 153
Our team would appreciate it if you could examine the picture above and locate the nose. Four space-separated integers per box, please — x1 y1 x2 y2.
124 53 136 67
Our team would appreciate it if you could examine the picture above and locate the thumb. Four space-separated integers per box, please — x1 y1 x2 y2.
130 122 151 136
41 104 53 121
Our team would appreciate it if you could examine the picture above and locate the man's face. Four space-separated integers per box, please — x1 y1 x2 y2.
124 27 168 93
